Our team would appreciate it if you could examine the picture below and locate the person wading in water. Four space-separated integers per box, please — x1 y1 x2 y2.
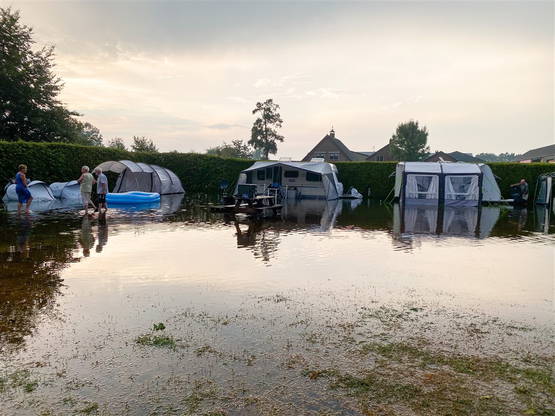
15 164 33 214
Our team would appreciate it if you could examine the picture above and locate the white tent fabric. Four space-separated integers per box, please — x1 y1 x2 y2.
50 180 81 200
94 160 184 195
478 164 502 202
238 161 344 200
2 181 55 202
394 161 502 205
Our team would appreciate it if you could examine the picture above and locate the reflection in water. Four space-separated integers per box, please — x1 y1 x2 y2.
393 203 501 240
79 216 95 257
0 197 553 354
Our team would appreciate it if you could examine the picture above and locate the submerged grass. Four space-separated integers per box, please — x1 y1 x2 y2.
135 333 176 349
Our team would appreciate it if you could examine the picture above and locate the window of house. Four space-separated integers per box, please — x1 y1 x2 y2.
314 152 326 158
329 152 340 161
284 170 299 178
306 172 322 182
377 155 384 161
257 170 265 180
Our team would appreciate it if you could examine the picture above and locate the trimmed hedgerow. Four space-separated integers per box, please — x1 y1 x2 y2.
1 141 553 200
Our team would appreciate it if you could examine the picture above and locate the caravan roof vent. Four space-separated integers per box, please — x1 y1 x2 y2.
310 157 325 162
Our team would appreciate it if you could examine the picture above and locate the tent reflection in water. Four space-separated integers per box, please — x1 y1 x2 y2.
394 162 502 207
393 204 501 238
93 160 184 195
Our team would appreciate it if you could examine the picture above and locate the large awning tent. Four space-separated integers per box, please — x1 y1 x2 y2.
394 162 501 206
535 172 555 207
236 160 344 200
94 160 184 195
2 181 55 202
50 180 81 201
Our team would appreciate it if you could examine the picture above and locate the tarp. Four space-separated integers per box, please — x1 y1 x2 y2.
2 181 55 202
94 160 184 195
50 180 81 200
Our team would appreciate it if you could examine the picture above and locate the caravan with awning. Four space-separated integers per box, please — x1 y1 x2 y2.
236 160 344 200
394 162 501 206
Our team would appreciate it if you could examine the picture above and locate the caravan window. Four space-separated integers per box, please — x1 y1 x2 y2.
284 170 299 178
406 175 439 199
265 167 273 180
445 175 479 201
257 170 265 181
306 172 322 182
246 171 253 183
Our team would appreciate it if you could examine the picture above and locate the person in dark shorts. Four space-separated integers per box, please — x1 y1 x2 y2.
15 164 33 214
510 178 529 207
94 167 109 213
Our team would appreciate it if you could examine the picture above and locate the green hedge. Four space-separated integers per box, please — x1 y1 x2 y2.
1 141 553 200
0 141 251 194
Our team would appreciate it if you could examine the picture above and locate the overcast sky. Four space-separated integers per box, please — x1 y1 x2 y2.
7 0 554 157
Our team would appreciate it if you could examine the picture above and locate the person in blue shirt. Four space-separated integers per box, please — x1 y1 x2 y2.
15 164 33 214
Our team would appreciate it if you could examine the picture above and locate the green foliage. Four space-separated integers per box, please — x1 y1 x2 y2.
0 141 552 200
487 162 554 200
390 120 430 161
336 162 397 200
249 99 284 159
206 139 253 159
131 136 158 152
476 152 522 162
106 137 126 150
0 7 99 144
0 141 252 194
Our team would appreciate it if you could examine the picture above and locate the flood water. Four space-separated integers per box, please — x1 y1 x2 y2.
1 197 553 415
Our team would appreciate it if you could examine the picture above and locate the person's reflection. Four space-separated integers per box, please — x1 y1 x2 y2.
78 215 95 257
516 208 528 231
234 220 259 247
15 215 32 258
96 211 108 253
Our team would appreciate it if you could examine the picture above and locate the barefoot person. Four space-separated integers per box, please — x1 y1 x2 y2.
78 166 96 215
94 167 108 213
15 164 33 214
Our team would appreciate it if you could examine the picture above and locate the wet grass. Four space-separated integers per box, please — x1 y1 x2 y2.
135 333 176 349
0 369 39 393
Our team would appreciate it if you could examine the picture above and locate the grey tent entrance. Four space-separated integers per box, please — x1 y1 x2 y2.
535 172 555 207
94 160 184 195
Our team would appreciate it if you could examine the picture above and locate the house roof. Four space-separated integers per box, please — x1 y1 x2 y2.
448 151 485 163
517 144 555 161
331 137 368 161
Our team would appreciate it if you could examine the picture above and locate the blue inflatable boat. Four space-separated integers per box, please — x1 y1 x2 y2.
106 191 160 204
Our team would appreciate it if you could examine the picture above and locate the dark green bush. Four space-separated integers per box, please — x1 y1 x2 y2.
1 141 553 200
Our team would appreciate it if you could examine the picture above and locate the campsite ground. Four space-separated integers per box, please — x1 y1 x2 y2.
0 200 553 415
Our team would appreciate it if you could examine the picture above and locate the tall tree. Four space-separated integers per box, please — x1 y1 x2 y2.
107 137 126 151
248 99 284 159
0 7 83 142
389 120 430 161
206 139 253 159
131 136 158 152
73 121 103 146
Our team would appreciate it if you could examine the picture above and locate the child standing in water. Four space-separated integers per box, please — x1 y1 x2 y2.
77 166 96 215
15 164 33 214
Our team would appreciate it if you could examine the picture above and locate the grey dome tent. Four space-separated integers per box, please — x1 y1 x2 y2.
3 181 55 202
93 160 184 195
394 161 502 206
50 180 81 201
